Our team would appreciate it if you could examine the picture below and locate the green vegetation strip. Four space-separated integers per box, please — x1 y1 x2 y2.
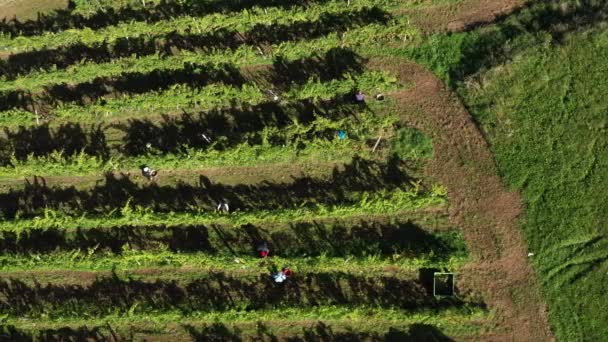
0 16 413 93
0 188 446 232
3 305 489 337
0 215 460 259
0 111 396 179
0 251 466 277
0 260 463 289
0 69 398 126
0 0 408 53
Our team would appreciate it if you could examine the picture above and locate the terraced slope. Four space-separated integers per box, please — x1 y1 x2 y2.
0 0 550 340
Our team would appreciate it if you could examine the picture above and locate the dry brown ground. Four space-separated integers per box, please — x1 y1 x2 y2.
368 57 553 341
0 160 348 191
403 0 527 34
0 0 66 20
0 266 421 287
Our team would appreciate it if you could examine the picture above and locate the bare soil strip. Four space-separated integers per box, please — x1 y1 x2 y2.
0 160 348 191
0 0 66 21
368 57 553 340
0 267 421 286
403 0 527 34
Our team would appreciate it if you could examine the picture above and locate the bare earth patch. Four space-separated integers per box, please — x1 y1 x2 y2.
0 160 347 192
369 57 553 341
0 0 66 20
403 0 527 34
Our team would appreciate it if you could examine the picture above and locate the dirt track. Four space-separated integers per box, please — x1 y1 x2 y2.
369 58 553 341
403 0 527 34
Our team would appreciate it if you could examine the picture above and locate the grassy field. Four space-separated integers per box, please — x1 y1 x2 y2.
399 1 608 340
461 28 608 340
6 0 606 340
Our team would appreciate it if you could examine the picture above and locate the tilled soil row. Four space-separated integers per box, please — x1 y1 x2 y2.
402 0 527 34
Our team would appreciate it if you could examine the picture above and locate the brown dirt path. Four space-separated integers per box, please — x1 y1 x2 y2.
0 267 421 287
403 0 527 34
0 160 349 191
369 57 553 341
0 0 66 20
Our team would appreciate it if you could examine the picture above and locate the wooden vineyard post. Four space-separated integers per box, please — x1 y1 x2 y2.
372 134 383 153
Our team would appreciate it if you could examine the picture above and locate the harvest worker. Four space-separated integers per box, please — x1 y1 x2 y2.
201 133 213 144
217 200 230 213
355 91 365 103
272 267 293 283
141 165 158 181
268 89 280 101
257 242 270 258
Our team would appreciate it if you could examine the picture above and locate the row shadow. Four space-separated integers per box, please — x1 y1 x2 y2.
0 271 474 317
0 7 389 78
0 0 337 37
0 94 363 165
0 322 453 341
0 47 365 112
0 156 411 219
0 219 465 261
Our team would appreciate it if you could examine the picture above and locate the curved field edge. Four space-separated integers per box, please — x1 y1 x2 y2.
458 21 608 341
365 56 553 340
0 0 560 340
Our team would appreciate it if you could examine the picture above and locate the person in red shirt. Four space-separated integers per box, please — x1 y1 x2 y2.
257 242 270 258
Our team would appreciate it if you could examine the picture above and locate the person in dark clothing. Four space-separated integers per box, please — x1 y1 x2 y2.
216 200 230 213
141 165 158 181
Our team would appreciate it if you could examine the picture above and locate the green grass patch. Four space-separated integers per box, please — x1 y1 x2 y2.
460 26 608 342
391 126 433 160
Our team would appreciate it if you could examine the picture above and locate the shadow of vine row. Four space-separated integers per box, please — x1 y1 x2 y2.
0 321 453 341
116 97 361 156
0 7 388 78
0 96 361 164
0 156 412 219
0 123 109 165
0 0 337 37
186 322 454 342
0 47 365 113
0 219 463 261
0 271 474 317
